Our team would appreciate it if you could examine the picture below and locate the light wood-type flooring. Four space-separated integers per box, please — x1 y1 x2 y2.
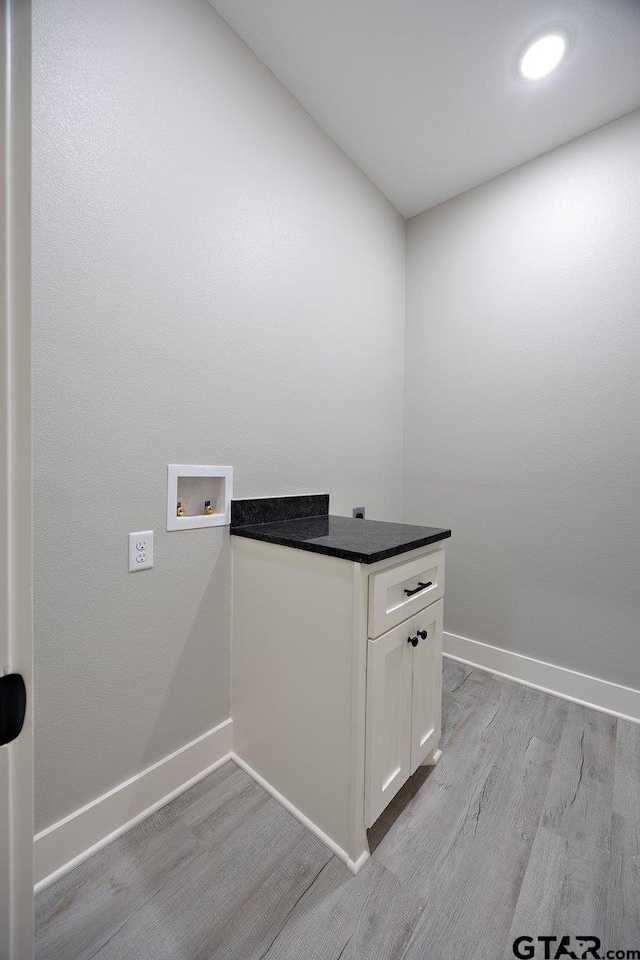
36 661 640 959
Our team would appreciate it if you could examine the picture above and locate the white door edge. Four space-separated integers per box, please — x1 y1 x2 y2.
1 0 34 956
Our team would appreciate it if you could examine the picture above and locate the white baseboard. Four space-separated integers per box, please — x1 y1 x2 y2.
231 752 370 875
444 631 640 726
34 718 233 892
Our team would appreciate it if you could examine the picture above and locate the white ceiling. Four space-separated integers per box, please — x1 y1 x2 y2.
208 0 640 218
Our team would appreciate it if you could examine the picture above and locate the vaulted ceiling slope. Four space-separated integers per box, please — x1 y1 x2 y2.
209 0 640 218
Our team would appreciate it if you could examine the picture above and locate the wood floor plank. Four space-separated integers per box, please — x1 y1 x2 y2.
179 765 257 833
89 798 309 960
35 817 200 960
442 658 473 695
147 761 243 829
505 702 626 957
440 661 496 748
263 857 425 960
602 717 640 946
502 826 569 959
380 681 566 960
535 704 616 937
35 762 243 960
376 676 561 887
337 864 425 960
192 831 334 960
184 776 271 849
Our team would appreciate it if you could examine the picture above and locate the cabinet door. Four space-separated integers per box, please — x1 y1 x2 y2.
410 599 443 774
364 618 413 827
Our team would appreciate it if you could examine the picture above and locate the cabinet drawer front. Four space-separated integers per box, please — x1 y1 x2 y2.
364 618 413 827
368 550 444 639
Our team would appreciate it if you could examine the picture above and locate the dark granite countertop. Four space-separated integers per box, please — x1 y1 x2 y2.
230 495 450 564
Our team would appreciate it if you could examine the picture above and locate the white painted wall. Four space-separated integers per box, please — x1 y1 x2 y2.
32 0 405 831
404 109 640 690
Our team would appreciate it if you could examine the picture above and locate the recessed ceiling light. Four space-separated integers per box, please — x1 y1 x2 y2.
519 32 567 80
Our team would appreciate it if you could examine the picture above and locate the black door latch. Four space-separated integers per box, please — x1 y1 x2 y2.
0 674 27 746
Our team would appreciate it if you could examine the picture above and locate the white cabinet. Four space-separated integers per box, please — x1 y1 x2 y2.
232 537 446 874
365 600 443 826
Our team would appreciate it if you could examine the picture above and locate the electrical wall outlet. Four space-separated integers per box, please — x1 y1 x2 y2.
352 506 366 520
129 531 153 572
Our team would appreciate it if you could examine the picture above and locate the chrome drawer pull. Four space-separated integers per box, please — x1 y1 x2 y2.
404 581 432 597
